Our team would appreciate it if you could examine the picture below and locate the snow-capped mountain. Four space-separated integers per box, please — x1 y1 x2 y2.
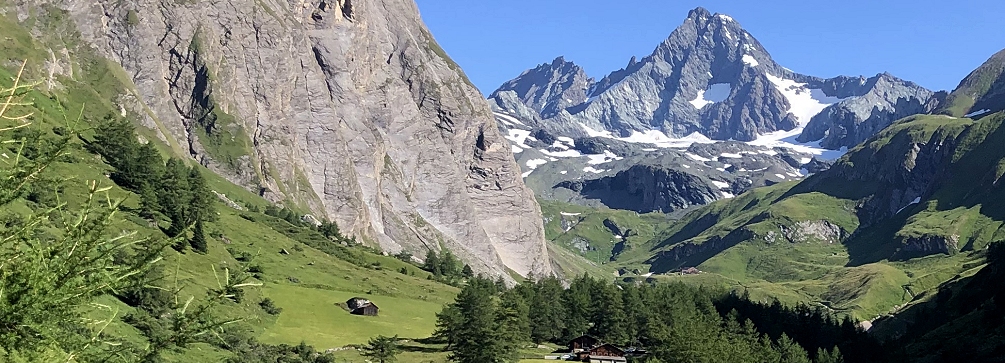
490 7 942 213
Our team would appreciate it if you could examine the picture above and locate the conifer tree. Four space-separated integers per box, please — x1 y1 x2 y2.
160 158 192 237
777 333 812 363
494 289 530 362
190 220 208 253
423 250 441 276
529 277 566 343
449 278 499 363
815 347 843 363
187 166 215 223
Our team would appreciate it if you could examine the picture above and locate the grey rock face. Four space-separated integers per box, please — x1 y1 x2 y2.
490 57 594 119
490 7 936 149
781 220 844 244
798 74 937 149
555 164 719 213
24 0 551 278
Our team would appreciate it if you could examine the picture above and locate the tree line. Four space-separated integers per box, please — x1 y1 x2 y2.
89 118 216 253
433 274 877 363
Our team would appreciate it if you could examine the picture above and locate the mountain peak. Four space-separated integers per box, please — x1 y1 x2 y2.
687 7 712 21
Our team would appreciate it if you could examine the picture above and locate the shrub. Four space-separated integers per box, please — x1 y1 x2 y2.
259 298 282 315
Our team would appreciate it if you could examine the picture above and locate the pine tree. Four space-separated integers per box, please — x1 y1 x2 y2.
776 333 812 363
433 304 462 348
439 249 460 277
138 182 161 221
360 335 400 363
461 264 474 278
423 250 441 276
160 158 192 237
190 220 208 253
529 277 565 343
187 166 215 223
591 283 629 344
562 275 594 339
494 289 530 363
815 347 843 363
449 278 499 363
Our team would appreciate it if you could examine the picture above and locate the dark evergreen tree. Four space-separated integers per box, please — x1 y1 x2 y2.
160 158 192 238
461 264 474 278
439 249 459 277
187 166 215 223
815 347 843 363
359 335 399 363
777 333 811 363
529 277 565 343
494 289 530 362
423 250 441 276
449 278 500 363
190 220 208 253
590 282 629 344
433 304 462 348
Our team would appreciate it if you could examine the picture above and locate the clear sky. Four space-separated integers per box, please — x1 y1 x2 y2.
414 0 1005 95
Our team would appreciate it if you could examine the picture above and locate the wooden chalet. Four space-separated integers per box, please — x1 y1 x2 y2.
346 297 379 316
568 335 600 353
585 344 626 363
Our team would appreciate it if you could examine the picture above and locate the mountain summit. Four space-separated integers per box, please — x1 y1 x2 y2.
490 7 938 148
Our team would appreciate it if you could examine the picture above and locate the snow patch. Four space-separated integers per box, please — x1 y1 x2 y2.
506 129 533 148
720 153 742 159
742 54 759 67
896 197 923 214
758 149 778 156
560 170 568 175
746 74 851 160
526 159 548 169
716 14 734 22
965 109 990 118
721 191 736 199
493 112 527 127
689 83 732 109
800 157 812 164
685 153 712 162
560 212 581 216
511 145 524 153
682 164 691 169
579 123 715 148
775 174 786 179
540 149 584 158
583 166 607 174
587 150 623 165
711 180 730 189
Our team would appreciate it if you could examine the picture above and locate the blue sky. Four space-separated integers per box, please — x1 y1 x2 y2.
414 0 1004 95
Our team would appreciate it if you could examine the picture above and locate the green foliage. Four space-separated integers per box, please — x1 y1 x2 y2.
359 335 400 363
190 220 208 253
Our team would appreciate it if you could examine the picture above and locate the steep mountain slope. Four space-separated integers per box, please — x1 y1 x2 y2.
489 7 939 214
938 48 1005 118
4 0 551 278
491 7 937 146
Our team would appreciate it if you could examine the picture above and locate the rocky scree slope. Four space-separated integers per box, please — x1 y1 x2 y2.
7 0 552 278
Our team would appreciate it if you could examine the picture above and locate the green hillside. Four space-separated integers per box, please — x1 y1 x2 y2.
600 113 1005 320
0 10 465 362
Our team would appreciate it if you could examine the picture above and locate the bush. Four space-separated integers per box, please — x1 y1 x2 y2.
259 298 282 315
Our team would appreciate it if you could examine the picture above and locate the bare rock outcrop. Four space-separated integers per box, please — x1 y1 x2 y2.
17 0 551 278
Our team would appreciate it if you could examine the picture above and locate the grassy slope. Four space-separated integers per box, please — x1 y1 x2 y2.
538 199 673 278
0 9 463 361
611 114 1003 320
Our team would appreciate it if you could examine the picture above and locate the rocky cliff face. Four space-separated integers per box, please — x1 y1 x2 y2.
16 0 551 278
798 74 939 149
555 164 719 213
490 7 938 147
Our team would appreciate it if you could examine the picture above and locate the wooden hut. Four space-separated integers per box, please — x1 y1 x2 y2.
586 344 626 363
568 335 600 353
346 297 379 316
